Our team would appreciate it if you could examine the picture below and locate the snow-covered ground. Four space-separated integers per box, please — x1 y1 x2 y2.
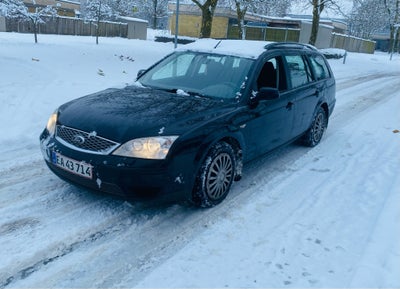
0 32 399 288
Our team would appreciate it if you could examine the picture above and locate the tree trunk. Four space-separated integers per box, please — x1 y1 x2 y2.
153 0 158 29
389 25 395 52
384 0 399 53
96 2 101 45
309 0 320 45
192 0 218 38
235 2 247 40
32 19 38 43
395 0 399 53
96 19 100 45
200 6 212 38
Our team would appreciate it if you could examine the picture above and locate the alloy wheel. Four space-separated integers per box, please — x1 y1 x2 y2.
206 153 233 200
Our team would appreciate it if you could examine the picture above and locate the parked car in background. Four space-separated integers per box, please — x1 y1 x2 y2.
40 40 336 207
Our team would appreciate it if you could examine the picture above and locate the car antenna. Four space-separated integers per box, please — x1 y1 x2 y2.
214 40 222 49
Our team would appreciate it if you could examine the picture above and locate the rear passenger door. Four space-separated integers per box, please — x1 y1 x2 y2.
283 53 319 138
308 53 336 106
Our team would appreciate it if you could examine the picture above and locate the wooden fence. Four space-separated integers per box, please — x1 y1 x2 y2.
330 33 376 54
4 16 128 38
227 25 375 54
228 25 300 42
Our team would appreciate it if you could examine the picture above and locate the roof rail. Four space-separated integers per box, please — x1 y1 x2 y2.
264 42 318 51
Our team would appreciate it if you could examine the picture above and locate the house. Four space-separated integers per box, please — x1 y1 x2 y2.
168 3 349 48
23 0 81 17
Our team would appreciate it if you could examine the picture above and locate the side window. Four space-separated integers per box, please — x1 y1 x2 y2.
309 54 330 80
284 55 312 89
257 56 286 91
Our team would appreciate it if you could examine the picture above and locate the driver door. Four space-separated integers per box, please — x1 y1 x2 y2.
240 56 295 160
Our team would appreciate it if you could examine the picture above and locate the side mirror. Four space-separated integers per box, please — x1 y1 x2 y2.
258 87 280 100
136 69 147 79
251 87 280 105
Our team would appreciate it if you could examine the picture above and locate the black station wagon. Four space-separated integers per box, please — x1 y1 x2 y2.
40 40 336 207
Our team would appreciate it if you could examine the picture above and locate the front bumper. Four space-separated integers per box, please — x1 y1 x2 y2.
40 131 196 202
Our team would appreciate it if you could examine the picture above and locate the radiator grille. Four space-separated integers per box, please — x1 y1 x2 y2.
56 125 119 154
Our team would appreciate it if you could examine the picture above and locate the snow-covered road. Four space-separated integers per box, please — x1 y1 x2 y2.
0 33 399 288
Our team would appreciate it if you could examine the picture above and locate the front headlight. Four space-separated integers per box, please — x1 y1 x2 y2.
112 136 179 160
46 110 58 136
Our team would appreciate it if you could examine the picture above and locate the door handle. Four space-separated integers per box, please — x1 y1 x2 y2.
286 102 294 110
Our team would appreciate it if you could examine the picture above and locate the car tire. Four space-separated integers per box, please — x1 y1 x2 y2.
302 107 327 147
192 142 236 208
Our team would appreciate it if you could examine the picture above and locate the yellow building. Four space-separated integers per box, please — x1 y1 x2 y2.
168 3 348 42
23 0 81 17
169 4 233 39
168 3 307 39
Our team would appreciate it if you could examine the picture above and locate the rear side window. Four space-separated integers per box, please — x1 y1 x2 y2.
284 55 313 89
309 54 330 80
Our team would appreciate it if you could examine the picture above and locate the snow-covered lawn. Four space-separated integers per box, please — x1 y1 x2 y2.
0 32 399 288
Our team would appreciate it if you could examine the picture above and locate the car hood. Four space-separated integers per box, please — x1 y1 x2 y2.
57 85 234 143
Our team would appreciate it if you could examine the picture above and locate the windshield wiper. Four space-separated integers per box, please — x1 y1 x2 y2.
183 90 214 99
148 87 214 99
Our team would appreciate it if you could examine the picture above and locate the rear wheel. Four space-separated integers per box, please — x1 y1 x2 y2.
302 107 327 147
192 142 235 208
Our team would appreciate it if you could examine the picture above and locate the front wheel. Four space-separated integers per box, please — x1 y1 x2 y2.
302 107 327 147
192 142 235 208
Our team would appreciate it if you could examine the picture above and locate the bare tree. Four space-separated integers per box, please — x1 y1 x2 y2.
253 0 291 17
309 0 325 45
233 0 250 39
383 0 400 52
348 0 387 39
109 0 137 17
223 0 292 39
308 0 345 45
0 0 56 43
136 0 168 29
83 0 118 44
191 0 219 38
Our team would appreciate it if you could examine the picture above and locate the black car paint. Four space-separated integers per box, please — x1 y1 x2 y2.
40 43 336 204
41 87 247 201
57 86 234 142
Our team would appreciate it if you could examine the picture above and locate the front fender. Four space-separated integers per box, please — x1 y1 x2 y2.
192 128 246 178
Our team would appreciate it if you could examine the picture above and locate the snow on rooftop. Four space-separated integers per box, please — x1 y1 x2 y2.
58 0 80 5
118 16 148 24
177 39 272 59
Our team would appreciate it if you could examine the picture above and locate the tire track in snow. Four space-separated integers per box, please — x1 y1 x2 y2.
335 72 399 91
0 160 46 190
332 74 400 126
0 195 139 287
0 215 129 288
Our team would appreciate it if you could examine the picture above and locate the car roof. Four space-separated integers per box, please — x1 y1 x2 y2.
176 39 318 59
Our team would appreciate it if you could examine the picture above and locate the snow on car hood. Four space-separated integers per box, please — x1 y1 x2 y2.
57 85 234 143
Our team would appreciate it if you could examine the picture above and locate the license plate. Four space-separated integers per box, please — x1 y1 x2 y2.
51 152 93 179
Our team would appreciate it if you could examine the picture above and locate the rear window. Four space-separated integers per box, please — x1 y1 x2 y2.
309 54 330 80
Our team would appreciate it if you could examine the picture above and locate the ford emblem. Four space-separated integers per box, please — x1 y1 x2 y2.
72 135 85 145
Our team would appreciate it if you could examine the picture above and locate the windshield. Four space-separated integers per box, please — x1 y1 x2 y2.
138 51 255 101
